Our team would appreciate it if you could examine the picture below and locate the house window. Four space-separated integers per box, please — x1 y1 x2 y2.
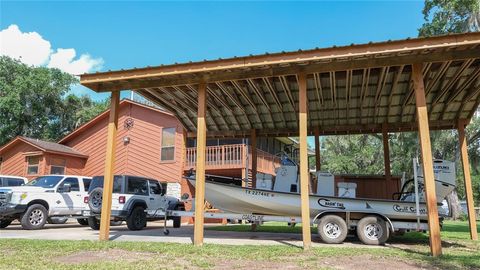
50 158 66 175
161 127 175 161
27 156 40 175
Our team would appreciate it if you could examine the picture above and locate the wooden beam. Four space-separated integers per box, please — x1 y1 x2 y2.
193 83 207 246
314 127 321 171
251 129 257 187
99 91 120 241
382 123 391 199
186 118 466 138
458 121 479 241
298 73 312 250
412 63 442 256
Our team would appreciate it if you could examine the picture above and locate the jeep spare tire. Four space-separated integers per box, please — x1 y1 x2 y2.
89 187 103 214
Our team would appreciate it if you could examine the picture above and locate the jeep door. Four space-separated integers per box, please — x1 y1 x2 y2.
148 180 167 211
54 177 84 215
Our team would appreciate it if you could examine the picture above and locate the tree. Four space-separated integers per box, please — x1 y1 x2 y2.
419 0 480 37
0 56 109 145
0 56 77 145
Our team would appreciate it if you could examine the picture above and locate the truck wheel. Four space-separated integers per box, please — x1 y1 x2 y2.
77 218 89 226
317 215 348 244
20 204 48 230
87 217 100 230
356 216 389 245
172 216 181 228
126 207 146 231
88 187 103 214
47 217 68 224
0 219 13 228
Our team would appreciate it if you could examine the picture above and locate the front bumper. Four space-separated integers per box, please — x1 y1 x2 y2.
0 204 27 218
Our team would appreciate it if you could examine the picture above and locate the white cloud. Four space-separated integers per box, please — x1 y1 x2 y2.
48 48 103 75
0 25 51 66
0 24 103 75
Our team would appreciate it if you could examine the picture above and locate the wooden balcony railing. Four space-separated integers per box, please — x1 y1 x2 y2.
185 144 280 175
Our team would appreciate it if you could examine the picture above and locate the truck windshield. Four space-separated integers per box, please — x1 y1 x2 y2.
26 176 63 188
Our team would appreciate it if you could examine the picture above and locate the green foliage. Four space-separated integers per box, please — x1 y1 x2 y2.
0 56 109 145
321 134 384 175
418 0 480 37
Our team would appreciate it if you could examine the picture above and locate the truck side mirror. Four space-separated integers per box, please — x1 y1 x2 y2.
160 188 166 196
62 183 72 193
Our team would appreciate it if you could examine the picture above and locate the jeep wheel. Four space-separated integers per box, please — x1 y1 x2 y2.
126 207 146 231
87 217 100 230
77 218 89 226
172 216 181 228
20 204 48 230
47 217 68 224
0 219 13 228
89 187 103 214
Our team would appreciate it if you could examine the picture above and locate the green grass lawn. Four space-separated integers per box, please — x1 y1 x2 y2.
0 221 479 270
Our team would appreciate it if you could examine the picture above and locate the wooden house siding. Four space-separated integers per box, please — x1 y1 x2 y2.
63 102 185 183
0 142 42 179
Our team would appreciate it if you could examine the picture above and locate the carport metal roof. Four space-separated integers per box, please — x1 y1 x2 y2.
80 32 480 137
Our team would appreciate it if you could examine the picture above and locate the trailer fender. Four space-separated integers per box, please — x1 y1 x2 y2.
312 211 394 232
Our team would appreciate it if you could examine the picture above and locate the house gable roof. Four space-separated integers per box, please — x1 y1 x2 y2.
0 136 88 158
58 98 177 144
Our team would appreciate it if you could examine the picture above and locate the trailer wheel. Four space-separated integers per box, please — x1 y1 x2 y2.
356 216 389 245
317 215 348 244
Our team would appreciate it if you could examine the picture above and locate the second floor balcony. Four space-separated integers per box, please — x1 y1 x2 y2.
185 144 280 175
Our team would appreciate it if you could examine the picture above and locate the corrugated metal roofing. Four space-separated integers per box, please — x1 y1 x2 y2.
80 32 480 137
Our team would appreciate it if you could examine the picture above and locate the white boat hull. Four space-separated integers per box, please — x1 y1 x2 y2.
188 178 446 221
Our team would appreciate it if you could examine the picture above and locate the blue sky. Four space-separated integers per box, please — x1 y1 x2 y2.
1 1 426 101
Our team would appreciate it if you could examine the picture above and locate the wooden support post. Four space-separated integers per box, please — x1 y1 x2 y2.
412 63 442 256
251 129 257 188
298 73 312 250
194 83 207 246
458 121 479 241
99 91 120 241
314 127 321 171
382 124 392 199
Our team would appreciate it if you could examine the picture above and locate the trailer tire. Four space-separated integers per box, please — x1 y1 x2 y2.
317 215 348 244
356 216 389 245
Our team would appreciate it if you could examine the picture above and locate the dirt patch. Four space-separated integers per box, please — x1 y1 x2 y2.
212 255 436 270
317 255 436 270
54 249 155 264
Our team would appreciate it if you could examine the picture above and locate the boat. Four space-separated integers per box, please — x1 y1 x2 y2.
186 155 455 222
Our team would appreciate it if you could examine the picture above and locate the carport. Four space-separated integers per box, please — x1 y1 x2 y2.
80 32 480 256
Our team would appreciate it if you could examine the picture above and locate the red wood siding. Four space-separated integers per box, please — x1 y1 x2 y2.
0 142 45 180
63 102 185 184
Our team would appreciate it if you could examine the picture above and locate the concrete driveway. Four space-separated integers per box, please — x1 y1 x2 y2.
0 220 381 248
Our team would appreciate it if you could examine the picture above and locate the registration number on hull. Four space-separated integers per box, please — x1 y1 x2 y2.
245 189 274 198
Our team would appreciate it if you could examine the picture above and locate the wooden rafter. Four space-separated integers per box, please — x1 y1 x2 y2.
143 89 195 130
230 80 262 129
374 67 389 120
432 59 475 105
262 77 287 127
279 76 296 111
215 81 252 129
386 65 404 120
247 79 276 129
446 64 480 104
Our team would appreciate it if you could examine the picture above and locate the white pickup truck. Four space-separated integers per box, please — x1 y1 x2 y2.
0 175 92 229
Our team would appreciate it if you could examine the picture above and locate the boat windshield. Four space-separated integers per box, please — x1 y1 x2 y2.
26 176 63 188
